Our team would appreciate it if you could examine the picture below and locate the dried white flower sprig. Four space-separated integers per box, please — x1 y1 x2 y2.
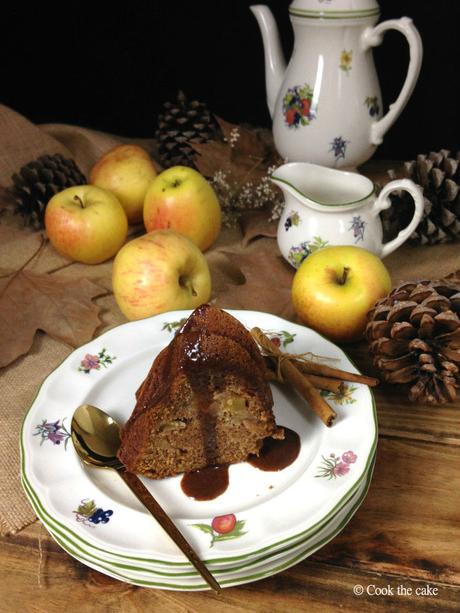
190 117 284 226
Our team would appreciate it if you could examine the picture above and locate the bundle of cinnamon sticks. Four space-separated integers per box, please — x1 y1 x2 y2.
250 327 378 427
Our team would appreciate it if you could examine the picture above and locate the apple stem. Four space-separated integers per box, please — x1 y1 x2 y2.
179 276 198 296
339 267 350 285
73 194 86 208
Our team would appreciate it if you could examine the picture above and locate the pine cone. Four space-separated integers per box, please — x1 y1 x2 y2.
366 278 460 404
381 150 460 245
10 154 86 230
155 91 220 169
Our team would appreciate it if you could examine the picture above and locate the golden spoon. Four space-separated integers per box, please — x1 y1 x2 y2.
71 403 221 593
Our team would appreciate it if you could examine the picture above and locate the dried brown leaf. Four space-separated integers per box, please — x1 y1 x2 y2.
214 242 296 320
191 118 281 184
240 210 278 247
193 140 268 185
192 141 232 179
0 269 106 368
215 117 268 160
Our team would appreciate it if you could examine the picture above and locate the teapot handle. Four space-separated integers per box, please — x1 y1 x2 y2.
362 18 423 146
371 179 424 258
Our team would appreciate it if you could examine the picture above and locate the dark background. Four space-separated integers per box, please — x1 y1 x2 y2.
1 1 458 160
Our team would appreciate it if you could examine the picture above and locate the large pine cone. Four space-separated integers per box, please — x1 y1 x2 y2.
366 278 460 404
155 91 220 169
382 150 460 245
10 153 86 230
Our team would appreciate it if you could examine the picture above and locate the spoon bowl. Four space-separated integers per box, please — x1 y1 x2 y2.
71 404 122 468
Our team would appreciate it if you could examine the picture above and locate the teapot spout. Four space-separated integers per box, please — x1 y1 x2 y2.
250 5 286 118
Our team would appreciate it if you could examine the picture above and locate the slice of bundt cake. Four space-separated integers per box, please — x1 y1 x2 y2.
118 304 283 479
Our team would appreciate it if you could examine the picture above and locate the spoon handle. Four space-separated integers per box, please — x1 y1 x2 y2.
116 468 221 593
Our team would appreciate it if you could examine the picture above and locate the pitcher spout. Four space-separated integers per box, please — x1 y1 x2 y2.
250 5 286 118
270 163 312 208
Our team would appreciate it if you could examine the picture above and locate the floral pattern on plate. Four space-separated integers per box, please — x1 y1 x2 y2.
264 330 296 349
162 319 187 334
78 348 116 373
191 514 247 547
315 451 358 479
33 418 71 449
73 498 113 527
321 384 358 405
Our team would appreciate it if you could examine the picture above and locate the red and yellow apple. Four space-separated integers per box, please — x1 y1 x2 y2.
90 144 158 223
45 185 128 264
143 166 221 251
112 229 211 320
292 246 392 343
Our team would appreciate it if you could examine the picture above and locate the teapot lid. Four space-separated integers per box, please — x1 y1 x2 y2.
290 0 379 19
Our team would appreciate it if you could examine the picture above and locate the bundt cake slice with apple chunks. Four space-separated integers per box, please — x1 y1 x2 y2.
118 305 283 478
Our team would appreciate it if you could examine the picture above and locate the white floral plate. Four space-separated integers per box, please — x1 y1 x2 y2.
21 310 377 572
21 454 375 589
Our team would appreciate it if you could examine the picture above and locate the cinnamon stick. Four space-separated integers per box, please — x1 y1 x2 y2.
252 328 336 427
292 359 379 387
264 358 345 393
279 359 337 426
304 374 345 393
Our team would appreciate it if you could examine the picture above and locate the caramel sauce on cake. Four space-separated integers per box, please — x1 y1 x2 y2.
118 305 284 480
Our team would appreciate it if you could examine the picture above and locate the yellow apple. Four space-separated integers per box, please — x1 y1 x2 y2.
143 166 221 251
112 229 211 320
90 144 157 223
45 185 128 264
292 246 392 343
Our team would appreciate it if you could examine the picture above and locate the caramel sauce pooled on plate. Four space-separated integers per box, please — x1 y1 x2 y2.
248 427 301 471
181 464 229 501
180 426 300 500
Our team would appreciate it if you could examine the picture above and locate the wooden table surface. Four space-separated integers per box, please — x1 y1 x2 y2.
3 343 460 612
2 161 460 612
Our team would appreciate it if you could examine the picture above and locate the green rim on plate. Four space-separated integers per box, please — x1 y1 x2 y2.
22 455 375 589
20 309 378 568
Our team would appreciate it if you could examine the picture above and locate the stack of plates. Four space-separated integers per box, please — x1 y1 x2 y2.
21 310 377 590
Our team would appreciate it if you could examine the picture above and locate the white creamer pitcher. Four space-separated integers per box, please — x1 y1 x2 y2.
251 0 423 169
272 162 424 268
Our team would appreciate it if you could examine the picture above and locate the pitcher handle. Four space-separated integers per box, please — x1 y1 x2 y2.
371 179 424 258
362 17 423 146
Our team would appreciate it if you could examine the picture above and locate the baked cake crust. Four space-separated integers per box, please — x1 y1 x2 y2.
118 305 283 478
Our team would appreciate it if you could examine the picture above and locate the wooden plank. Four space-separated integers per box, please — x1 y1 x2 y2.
375 391 460 446
0 524 458 612
312 437 460 586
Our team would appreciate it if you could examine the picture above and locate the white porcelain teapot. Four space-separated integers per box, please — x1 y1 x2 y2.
272 162 424 268
251 0 423 169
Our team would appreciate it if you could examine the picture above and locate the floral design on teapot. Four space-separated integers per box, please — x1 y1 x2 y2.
282 84 315 128
348 216 366 243
339 50 353 74
364 96 380 117
284 210 301 231
329 136 349 160
288 236 329 268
